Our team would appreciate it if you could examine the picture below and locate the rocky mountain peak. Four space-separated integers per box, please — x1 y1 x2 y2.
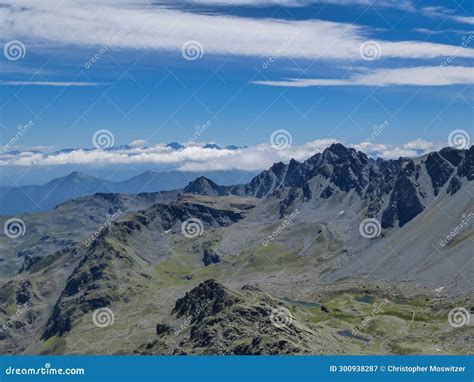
172 280 240 321
268 161 287 177
240 144 472 229
324 143 354 157
183 176 225 196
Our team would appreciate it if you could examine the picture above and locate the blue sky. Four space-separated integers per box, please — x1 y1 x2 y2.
0 0 472 184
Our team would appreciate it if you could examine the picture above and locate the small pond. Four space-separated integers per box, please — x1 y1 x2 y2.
337 330 370 344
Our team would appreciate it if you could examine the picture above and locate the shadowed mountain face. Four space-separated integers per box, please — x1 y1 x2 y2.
0 144 472 356
186 144 473 228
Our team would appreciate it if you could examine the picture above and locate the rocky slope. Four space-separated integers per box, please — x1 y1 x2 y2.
186 144 472 228
139 280 472 355
0 144 472 355
39 195 257 342
139 280 338 355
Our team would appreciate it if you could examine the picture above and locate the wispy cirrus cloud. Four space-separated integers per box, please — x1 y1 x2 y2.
252 66 474 87
0 0 472 63
185 0 415 10
421 6 474 26
452 15 474 26
0 80 106 87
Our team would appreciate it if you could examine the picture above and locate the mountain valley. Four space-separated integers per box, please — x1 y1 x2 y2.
0 144 472 355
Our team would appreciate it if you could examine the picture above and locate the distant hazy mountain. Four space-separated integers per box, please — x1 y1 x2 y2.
165 142 185 150
0 170 257 215
203 143 221 150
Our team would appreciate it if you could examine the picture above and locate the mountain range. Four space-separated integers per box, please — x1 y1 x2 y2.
0 170 257 215
0 143 472 355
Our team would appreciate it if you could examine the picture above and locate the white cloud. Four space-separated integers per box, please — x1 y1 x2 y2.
354 140 444 159
413 28 473 35
186 0 310 6
0 0 472 62
402 138 439 151
129 139 146 147
0 80 105 87
452 16 474 26
252 66 474 87
187 0 414 10
421 6 474 26
0 139 451 171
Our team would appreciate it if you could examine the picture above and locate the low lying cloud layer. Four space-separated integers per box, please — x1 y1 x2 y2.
0 139 447 171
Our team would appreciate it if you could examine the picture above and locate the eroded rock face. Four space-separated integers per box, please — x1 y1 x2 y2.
426 152 455 196
202 249 220 266
381 172 424 228
140 280 336 355
42 239 144 340
183 144 471 229
172 280 240 320
40 196 253 342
